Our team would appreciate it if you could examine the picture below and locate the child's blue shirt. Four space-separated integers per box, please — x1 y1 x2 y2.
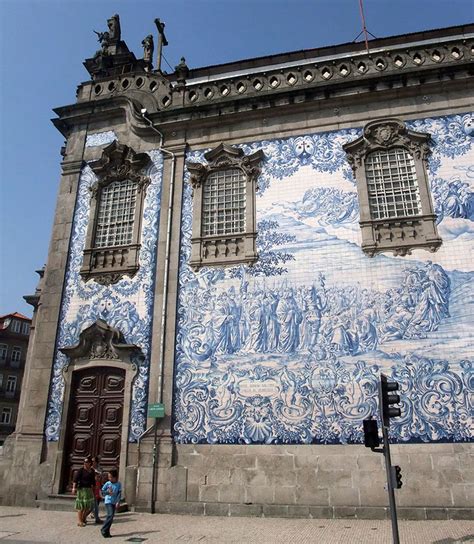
101 481 121 505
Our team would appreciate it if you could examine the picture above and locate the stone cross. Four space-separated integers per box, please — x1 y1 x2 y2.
154 18 168 72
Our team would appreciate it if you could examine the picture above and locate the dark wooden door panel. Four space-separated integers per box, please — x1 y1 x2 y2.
62 367 125 492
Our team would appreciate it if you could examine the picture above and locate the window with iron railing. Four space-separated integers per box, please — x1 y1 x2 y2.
187 143 263 270
365 148 422 220
343 118 442 257
94 180 137 248
202 169 246 237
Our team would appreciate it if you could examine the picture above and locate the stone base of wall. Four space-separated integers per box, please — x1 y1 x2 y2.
2 434 473 518
0 432 54 507
140 442 473 517
144 501 472 520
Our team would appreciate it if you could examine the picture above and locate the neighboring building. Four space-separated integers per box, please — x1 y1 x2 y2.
0 313 31 445
0 15 472 519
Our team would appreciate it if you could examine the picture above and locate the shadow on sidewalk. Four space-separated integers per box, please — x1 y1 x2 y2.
432 536 474 544
111 530 161 538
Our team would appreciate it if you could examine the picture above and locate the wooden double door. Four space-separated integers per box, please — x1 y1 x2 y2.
62 367 125 492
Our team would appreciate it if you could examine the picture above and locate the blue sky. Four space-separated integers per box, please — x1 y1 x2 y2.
0 0 472 317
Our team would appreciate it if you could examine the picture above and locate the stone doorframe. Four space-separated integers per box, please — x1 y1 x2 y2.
50 320 140 494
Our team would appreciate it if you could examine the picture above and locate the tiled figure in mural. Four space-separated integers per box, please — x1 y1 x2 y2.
300 283 327 352
404 262 451 338
276 289 302 353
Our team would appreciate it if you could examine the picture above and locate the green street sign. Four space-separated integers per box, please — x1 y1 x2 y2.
147 403 165 419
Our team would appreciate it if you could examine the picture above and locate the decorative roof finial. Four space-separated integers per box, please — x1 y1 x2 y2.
175 57 190 86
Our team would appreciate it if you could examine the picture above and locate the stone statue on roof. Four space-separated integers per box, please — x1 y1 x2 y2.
142 34 154 67
94 30 110 54
107 14 121 42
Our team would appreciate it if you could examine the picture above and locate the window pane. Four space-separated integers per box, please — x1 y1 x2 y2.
1 408 12 424
365 148 421 220
11 347 21 363
11 320 21 333
202 169 246 236
94 180 137 248
6 376 16 392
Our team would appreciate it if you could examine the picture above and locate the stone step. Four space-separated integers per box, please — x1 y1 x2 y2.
37 495 128 513
37 497 74 512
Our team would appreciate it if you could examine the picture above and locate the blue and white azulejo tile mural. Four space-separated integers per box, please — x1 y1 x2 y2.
45 143 163 442
174 113 474 445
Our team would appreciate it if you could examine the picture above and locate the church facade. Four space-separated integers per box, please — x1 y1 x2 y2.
0 17 472 519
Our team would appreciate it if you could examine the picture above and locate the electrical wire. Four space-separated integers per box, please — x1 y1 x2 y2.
161 53 175 73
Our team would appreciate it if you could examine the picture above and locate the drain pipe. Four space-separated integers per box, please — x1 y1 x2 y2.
140 108 176 514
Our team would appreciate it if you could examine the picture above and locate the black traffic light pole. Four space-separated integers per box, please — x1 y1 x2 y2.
381 417 400 544
378 373 401 544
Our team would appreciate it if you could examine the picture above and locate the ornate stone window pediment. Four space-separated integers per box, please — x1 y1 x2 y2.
187 143 264 270
80 141 151 284
60 319 140 368
343 118 442 257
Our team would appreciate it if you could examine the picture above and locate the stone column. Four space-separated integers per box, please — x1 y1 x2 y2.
0 128 88 506
134 141 187 510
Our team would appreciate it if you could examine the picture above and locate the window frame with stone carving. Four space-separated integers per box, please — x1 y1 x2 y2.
80 141 151 285
343 118 442 257
186 143 264 270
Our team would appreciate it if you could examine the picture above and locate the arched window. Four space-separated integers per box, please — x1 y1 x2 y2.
344 119 442 257
187 143 263 269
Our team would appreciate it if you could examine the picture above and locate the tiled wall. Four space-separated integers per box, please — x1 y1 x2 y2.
174 113 474 445
44 141 163 442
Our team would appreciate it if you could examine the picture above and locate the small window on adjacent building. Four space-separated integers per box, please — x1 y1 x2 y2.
80 141 151 285
0 345 7 360
343 118 442 257
11 347 21 367
21 322 30 335
0 374 3 388
1 407 12 424
6 375 17 393
11 320 21 334
187 143 264 269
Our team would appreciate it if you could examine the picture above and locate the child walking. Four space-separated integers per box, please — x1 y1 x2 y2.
100 469 122 539
93 470 103 524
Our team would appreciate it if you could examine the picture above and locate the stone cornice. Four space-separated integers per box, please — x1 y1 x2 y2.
53 31 473 136
72 33 473 114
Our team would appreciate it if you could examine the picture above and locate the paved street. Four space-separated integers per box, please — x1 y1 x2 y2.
0 506 472 544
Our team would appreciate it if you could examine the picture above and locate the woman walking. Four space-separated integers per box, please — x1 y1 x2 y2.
72 456 95 527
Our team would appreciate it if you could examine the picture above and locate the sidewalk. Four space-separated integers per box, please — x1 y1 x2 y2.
0 506 472 543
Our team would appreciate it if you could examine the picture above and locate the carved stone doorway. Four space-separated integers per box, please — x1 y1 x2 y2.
61 366 125 492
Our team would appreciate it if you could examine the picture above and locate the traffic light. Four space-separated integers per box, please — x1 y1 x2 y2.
363 418 380 449
391 465 403 489
379 373 401 426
